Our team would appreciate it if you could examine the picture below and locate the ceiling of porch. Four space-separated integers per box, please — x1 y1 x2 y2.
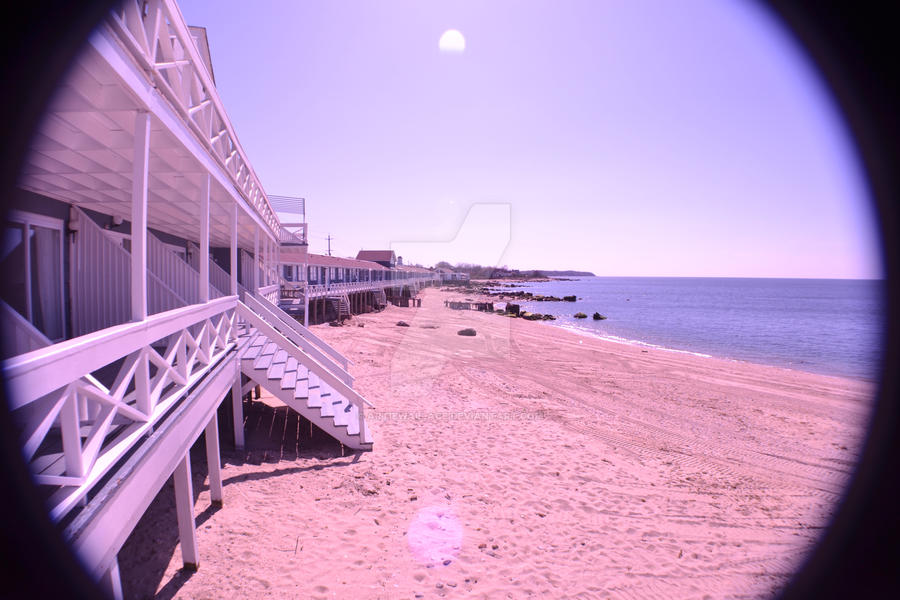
17 39 274 249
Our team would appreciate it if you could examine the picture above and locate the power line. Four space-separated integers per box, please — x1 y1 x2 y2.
326 234 333 256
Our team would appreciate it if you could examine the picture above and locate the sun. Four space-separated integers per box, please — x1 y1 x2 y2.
438 29 466 53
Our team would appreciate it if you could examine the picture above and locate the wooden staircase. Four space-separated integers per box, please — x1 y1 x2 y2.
235 297 373 450
334 294 351 319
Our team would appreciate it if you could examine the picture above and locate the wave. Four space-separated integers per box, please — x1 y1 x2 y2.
552 321 719 360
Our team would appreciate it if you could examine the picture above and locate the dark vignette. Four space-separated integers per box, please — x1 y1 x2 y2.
0 1 897 598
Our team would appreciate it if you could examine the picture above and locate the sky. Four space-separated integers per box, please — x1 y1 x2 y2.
177 0 881 278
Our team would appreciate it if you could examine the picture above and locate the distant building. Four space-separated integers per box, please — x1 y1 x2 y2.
436 267 470 282
356 250 396 269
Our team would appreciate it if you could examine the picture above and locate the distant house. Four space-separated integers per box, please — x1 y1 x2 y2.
436 267 470 282
356 250 396 269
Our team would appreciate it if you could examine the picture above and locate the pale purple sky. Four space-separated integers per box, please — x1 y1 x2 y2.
177 0 881 278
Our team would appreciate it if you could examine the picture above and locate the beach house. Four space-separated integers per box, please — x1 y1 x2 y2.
0 1 432 597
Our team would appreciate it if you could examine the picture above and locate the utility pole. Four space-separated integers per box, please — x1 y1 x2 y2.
326 234 333 256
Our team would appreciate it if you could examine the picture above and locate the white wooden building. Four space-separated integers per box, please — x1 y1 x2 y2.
0 2 377 597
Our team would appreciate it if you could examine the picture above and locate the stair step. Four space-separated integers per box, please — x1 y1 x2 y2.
346 404 361 436
253 342 277 369
272 349 288 365
281 369 297 390
241 342 263 361
332 397 351 427
293 367 309 398
285 356 298 372
268 361 286 381
316 382 334 416
307 374 322 408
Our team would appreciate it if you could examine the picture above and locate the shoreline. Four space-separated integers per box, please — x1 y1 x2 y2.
119 286 873 599
459 280 880 383
543 318 878 384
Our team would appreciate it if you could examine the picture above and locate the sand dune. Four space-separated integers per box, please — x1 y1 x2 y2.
118 287 872 599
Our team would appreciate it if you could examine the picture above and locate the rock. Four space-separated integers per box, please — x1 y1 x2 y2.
458 328 477 336
574 312 587 319
563 295 576 302
542 314 556 320
396 321 410 327
357 322 365 327
506 303 520 316
328 320 342 327
592 312 607 320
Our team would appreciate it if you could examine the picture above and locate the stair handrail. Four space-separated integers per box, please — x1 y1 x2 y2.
245 292 352 370
236 302 373 444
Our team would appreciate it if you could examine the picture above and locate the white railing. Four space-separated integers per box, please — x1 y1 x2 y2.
235 302 372 444
72 207 186 337
244 294 351 378
259 284 279 304
2 297 238 521
187 241 230 298
1 299 52 359
295 277 438 300
278 223 307 245
107 0 279 238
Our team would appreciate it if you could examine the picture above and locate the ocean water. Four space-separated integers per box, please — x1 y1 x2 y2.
490 277 884 380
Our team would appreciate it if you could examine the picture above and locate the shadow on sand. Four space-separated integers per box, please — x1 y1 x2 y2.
116 396 356 599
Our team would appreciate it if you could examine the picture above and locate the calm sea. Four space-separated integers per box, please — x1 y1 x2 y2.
491 277 884 380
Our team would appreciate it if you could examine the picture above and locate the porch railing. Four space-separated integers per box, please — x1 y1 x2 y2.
2 297 238 521
107 0 279 237
258 284 280 304
278 223 308 245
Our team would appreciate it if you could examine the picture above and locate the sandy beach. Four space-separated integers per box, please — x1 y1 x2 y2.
118 287 872 599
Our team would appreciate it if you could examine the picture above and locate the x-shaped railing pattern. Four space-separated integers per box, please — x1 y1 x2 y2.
107 0 280 237
3 299 238 521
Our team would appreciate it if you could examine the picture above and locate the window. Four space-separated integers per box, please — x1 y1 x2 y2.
1 211 66 341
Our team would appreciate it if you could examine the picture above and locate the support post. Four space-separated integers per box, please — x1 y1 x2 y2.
173 453 199 570
253 227 259 293
205 414 223 506
100 557 123 600
131 110 150 321
303 264 309 327
230 203 238 296
232 375 244 449
199 173 210 303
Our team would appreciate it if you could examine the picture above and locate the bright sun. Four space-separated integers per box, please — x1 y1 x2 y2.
438 29 466 53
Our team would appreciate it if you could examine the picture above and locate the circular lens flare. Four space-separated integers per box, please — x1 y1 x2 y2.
407 505 463 566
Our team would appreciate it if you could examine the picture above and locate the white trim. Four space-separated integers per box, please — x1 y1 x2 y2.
4 209 67 341
6 210 64 231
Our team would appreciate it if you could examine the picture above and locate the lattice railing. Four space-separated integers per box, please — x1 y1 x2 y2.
2 297 238 521
107 0 279 238
279 223 308 245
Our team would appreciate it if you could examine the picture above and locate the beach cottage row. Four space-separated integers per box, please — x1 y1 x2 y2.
0 1 436 597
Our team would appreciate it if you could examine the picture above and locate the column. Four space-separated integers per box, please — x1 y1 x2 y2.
303 261 309 327
253 227 259 293
232 376 244 450
199 173 210 303
173 453 199 570
131 110 150 321
205 415 223 506
100 558 123 600
230 203 238 296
